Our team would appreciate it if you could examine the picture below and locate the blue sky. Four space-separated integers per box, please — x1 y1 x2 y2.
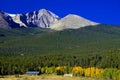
0 0 120 25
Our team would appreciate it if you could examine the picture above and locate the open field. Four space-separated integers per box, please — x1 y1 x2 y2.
0 75 108 80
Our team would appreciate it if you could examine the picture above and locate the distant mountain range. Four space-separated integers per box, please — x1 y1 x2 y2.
0 9 98 30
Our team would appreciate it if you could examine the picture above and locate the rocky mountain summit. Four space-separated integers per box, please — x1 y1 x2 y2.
50 14 98 30
25 9 60 28
7 9 60 28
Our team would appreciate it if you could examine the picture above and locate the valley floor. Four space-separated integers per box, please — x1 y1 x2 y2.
0 74 108 80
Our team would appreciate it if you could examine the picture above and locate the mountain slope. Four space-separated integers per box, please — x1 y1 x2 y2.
0 12 11 29
0 25 120 56
50 14 98 30
0 11 20 29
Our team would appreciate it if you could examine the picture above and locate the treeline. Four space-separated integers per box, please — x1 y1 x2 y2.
1 64 120 79
0 52 120 75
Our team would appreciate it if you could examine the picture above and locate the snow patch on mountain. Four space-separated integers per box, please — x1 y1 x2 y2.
12 14 27 27
5 13 16 17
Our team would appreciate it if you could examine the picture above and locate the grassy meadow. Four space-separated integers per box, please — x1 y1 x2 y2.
0 75 108 80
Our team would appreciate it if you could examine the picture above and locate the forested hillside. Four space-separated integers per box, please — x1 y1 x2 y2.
0 25 120 79
0 25 120 56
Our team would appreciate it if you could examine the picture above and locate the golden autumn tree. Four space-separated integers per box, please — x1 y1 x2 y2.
84 67 103 77
72 66 84 76
84 67 91 77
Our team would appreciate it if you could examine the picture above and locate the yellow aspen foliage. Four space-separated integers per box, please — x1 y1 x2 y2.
95 68 104 75
84 67 91 77
56 66 61 71
91 67 96 77
72 66 83 76
84 67 104 77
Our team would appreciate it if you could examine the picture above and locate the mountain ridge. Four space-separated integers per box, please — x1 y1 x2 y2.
0 9 98 30
0 11 20 29
50 14 99 30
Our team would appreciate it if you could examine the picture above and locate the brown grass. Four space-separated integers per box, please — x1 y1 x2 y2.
0 74 107 80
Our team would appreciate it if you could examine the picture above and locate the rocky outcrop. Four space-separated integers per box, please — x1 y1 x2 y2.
0 11 20 29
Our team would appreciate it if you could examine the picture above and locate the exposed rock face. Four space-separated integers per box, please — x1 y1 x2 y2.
6 9 60 28
0 11 20 29
50 14 99 30
0 12 11 29
25 9 60 28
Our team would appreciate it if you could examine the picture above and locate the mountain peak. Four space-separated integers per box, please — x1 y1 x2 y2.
63 14 86 20
38 9 59 19
25 9 60 28
38 9 49 15
38 9 51 16
50 14 99 30
39 9 48 13
65 14 93 21
66 14 80 17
